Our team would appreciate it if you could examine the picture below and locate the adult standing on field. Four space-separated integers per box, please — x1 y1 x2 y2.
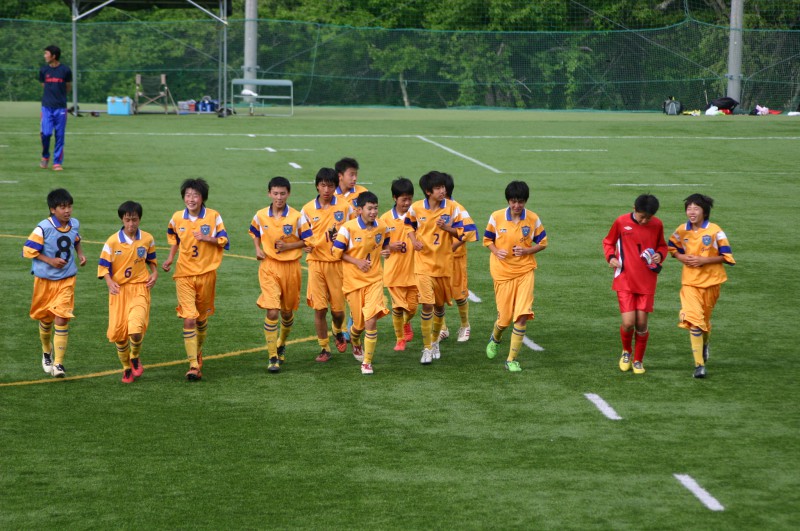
39 45 72 171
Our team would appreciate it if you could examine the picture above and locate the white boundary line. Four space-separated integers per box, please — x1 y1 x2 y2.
584 393 623 420
0 180 19 184
523 337 544 352
522 149 608 152
416 135 502 174
289 162 302 169
673 474 725 511
611 183 710 187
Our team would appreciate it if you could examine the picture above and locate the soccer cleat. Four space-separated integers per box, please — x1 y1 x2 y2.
420 348 433 365
196 350 203 370
130 357 144 378
393 339 406 351
39 158 49 169
335 332 347 353
619 351 632 372
431 341 441 360
505 360 522 372
315 349 331 363
352 344 364 362
277 345 286 365
632 361 646 374
438 328 450 341
52 363 66 378
185 367 202 381
122 369 135 384
457 326 471 342
42 352 53 374
360 363 374 375
403 323 413 342
268 357 281 373
693 365 707 379
702 344 710 363
344 317 353 342
52 164 63 171
486 338 499 359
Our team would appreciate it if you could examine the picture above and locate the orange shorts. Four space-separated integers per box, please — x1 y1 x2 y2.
306 260 345 312
451 255 469 301
30 276 75 321
175 270 217 320
257 258 301 312
415 274 453 307
387 285 419 314
678 284 720 332
493 270 535 327
346 282 389 330
616 290 655 314
107 282 151 342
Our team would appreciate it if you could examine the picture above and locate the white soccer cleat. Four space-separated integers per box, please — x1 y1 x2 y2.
457 326 471 342
42 352 53 374
51 364 66 378
360 363 374 375
420 348 433 365
438 328 450 341
431 341 441 360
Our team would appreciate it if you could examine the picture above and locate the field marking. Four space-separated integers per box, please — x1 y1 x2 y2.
584 393 623 420
0 180 19 184
224 147 313 152
0 335 318 388
416 136 502 174
523 337 544 352
611 183 709 187
673 474 725 511
289 162 302 169
522 149 608 152
467 290 481 303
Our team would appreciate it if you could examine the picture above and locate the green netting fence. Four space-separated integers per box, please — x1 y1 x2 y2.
1 17 798 111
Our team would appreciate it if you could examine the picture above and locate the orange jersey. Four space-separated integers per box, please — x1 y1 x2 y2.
334 184 368 214
249 205 312 262
332 216 390 293
405 198 465 278
379 207 415 288
669 220 735 288
98 229 157 284
301 196 352 262
166 207 228 278
483 207 548 281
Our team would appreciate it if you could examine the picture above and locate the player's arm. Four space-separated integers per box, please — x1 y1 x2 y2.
74 239 87 267
146 261 158 288
162 244 178 271
102 273 120 295
602 221 621 267
483 215 508 259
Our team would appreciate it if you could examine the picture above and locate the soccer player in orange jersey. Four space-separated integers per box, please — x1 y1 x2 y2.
668 194 735 379
379 177 418 352
332 191 391 375
483 181 548 372
163 179 229 381
334 157 368 213
250 176 313 374
98 201 158 383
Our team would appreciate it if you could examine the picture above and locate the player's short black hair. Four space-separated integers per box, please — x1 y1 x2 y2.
268 176 291 192
335 157 359 175
118 201 143 219
391 177 414 199
442 172 456 199
47 188 73 209
181 178 209 203
504 181 529 202
315 167 338 187
356 191 378 208
684 193 714 221
44 45 61 60
634 194 660 216
420 171 447 197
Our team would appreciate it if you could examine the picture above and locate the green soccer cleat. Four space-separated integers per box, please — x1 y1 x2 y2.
619 351 632 372
486 338 499 359
505 360 522 372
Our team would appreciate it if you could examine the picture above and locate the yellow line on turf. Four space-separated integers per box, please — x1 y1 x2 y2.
0 335 319 388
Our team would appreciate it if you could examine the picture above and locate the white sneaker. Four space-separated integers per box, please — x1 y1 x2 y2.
431 341 441 360
438 328 450 341
42 352 53 374
457 326 471 342
420 348 433 365
52 363 66 378
360 363 374 375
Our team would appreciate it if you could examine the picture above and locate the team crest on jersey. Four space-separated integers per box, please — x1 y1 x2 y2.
702 235 712 245
137 247 146 258
375 234 382 244
440 214 451 224
200 225 211 235
334 212 344 222
521 226 530 237
283 224 292 235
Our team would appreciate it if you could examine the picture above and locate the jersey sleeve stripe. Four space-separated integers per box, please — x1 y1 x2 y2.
332 240 347 250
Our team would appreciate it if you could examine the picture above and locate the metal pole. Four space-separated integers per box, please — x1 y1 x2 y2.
726 0 745 104
71 0 78 115
243 0 258 95
222 0 228 116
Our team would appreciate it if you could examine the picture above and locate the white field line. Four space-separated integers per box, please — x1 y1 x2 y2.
522 149 608 152
290 181 374 185
224 147 313 152
289 162 302 169
467 290 481 303
611 183 710 187
416 135 502 174
584 393 623 420
0 180 19 184
673 474 725 511
523 336 544 352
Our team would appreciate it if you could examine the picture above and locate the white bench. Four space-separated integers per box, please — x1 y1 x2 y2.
231 78 293 116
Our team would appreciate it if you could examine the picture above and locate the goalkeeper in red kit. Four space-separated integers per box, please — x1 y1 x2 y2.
602 194 668 375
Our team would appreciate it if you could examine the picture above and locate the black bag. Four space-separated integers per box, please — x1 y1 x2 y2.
663 97 683 115
708 96 738 111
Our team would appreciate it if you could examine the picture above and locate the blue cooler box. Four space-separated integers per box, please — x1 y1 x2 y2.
107 96 133 115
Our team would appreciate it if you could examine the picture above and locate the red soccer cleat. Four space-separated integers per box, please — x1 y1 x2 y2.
122 369 135 384
130 357 144 378
393 339 406 351
403 323 414 342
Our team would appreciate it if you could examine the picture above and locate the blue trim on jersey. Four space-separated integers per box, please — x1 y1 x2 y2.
719 245 732 254
452 220 464 229
484 230 496 241
505 207 527 221
383 237 391 249
404 217 417 230
300 228 313 240
249 225 260 238
24 239 44 252
183 206 206 220
332 240 346 250
217 229 230 250
269 205 289 217
533 230 546 244
99 258 112 269
146 252 157 261
356 217 377 229
668 241 685 253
